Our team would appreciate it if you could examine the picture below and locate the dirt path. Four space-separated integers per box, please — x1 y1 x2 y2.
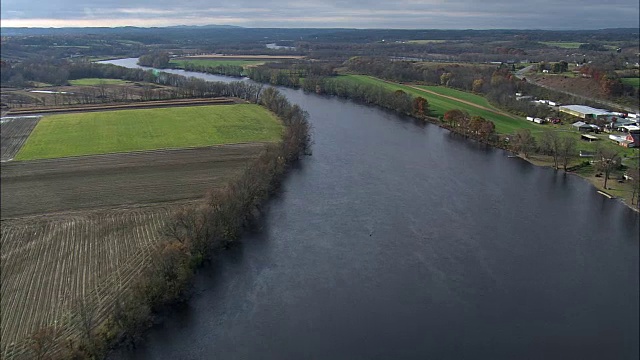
404 84 521 120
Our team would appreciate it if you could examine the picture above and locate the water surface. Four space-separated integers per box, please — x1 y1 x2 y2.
104 59 639 360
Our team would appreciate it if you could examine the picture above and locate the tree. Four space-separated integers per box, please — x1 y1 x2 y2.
627 165 640 208
29 326 57 360
472 78 484 93
540 129 561 169
558 135 577 171
595 146 620 190
443 109 465 127
511 129 536 158
412 96 429 117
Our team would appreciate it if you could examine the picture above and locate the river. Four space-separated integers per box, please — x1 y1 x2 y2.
103 58 639 359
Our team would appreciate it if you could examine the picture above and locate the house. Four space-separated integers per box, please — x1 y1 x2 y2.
610 133 638 147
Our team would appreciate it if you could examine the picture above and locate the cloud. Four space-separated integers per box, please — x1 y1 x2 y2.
1 0 638 29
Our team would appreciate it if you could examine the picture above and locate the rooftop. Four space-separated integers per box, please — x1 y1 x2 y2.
560 105 612 116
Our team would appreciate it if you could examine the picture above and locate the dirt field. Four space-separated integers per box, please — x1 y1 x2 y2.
0 141 268 357
4 97 238 116
0 116 41 161
532 75 605 100
1 205 173 358
181 54 305 60
1 143 266 219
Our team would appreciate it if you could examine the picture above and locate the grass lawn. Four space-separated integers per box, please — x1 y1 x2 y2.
170 59 267 68
620 77 640 88
68 78 131 86
540 41 584 49
16 104 283 160
331 75 541 135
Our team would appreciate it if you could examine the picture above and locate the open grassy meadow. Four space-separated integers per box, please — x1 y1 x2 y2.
15 104 283 160
405 39 447 44
620 77 640 88
170 59 268 68
332 75 540 135
68 78 132 85
540 41 584 48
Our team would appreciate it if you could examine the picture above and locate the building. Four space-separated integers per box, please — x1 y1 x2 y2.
560 105 612 120
609 133 639 148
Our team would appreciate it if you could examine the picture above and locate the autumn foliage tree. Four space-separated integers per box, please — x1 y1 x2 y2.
412 96 429 117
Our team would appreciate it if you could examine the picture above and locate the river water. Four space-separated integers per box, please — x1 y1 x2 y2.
104 59 639 359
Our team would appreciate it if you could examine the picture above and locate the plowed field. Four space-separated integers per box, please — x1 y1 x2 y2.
0 142 267 358
0 116 41 161
1 143 265 219
1 206 172 358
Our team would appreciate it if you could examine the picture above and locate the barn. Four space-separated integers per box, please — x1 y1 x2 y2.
560 105 612 120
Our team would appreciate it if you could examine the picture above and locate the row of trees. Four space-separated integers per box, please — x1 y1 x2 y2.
443 110 497 143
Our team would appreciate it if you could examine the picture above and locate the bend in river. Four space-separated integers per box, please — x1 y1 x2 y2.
103 59 639 360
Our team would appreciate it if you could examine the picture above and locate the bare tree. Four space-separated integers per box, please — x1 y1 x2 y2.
29 326 58 360
540 129 561 169
511 129 537 158
626 165 640 207
70 297 100 358
558 135 577 171
595 145 620 190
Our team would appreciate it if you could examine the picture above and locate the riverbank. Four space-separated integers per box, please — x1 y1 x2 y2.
297 73 639 213
516 154 639 212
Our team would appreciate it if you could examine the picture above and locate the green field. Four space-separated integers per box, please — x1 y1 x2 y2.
405 40 447 44
331 75 540 135
170 59 268 68
16 104 283 160
68 78 131 86
540 41 584 49
621 77 640 88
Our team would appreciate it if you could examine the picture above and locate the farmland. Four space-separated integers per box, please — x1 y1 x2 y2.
68 78 131 86
1 206 171 358
180 54 305 60
0 100 283 357
540 41 584 48
1 116 41 161
170 59 268 68
330 75 540 135
2 143 265 218
405 39 447 44
16 104 282 160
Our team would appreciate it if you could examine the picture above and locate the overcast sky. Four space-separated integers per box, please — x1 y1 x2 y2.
1 0 639 29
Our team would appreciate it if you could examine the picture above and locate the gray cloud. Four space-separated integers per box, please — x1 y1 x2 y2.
1 0 638 28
